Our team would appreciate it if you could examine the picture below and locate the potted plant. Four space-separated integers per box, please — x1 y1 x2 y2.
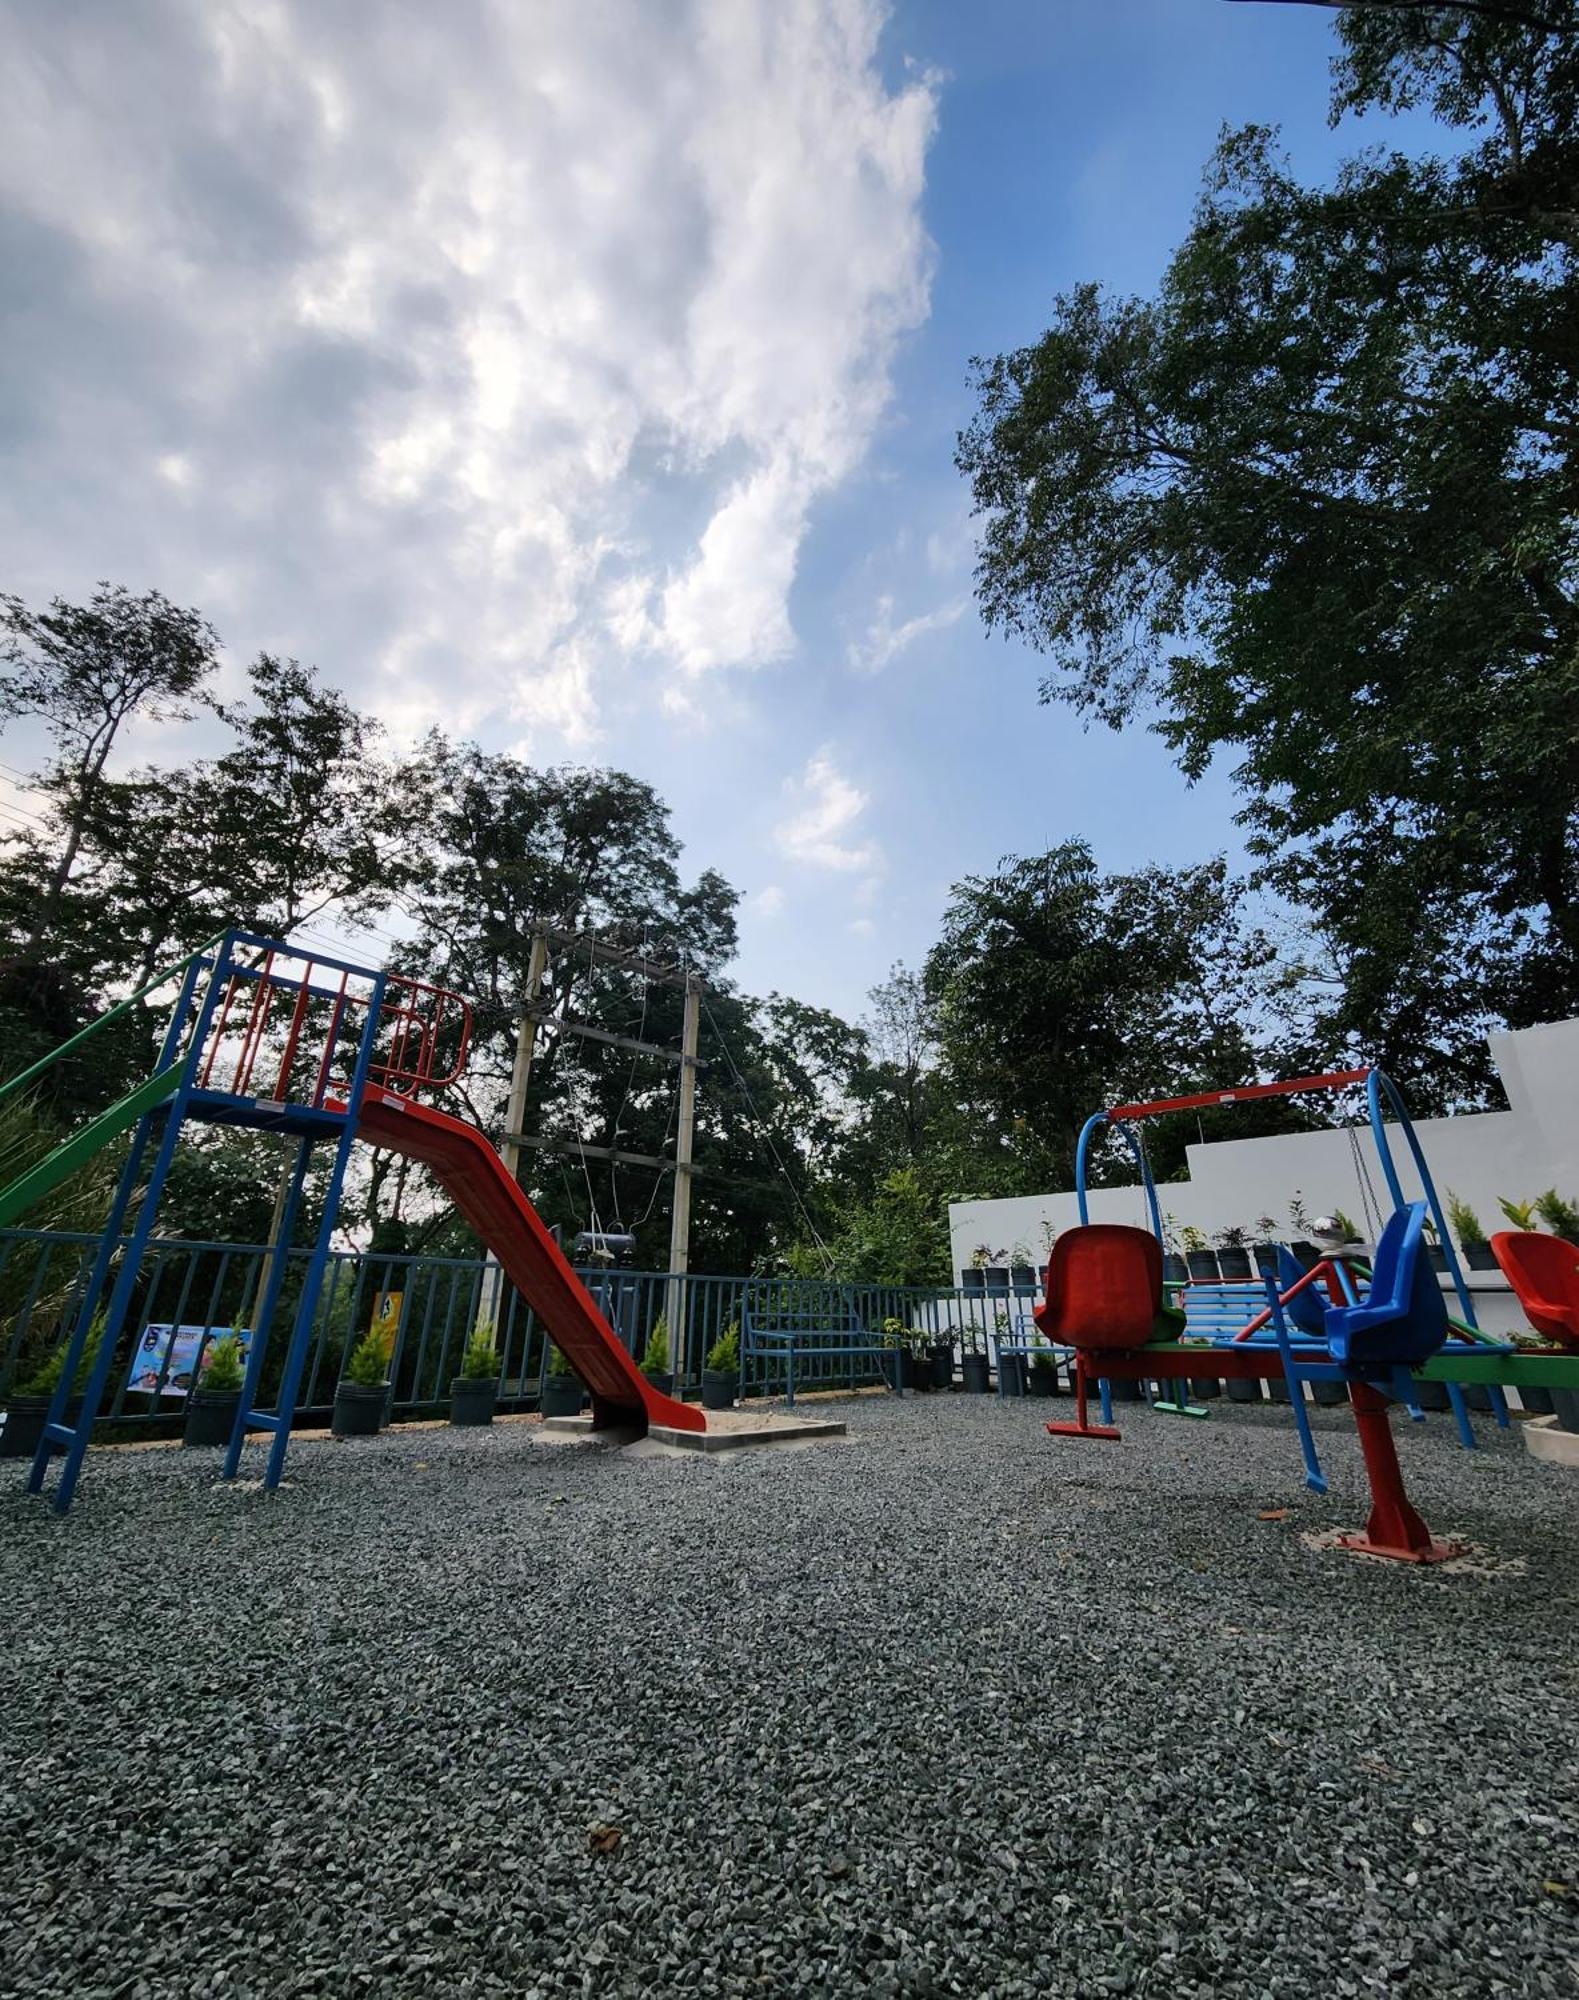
1160 1215 1188 1286
960 1334 990 1394
640 1313 674 1395
1535 1189 1579 1246
1 1310 109 1459
183 1328 246 1448
1214 1225 1253 1282
702 1321 739 1411
962 1245 991 1292
1252 1216 1281 1279
1028 1341 1058 1399
1446 1192 1497 1272
928 1332 954 1389
906 1326 936 1391
881 1318 915 1392
1009 1242 1035 1290
450 1316 501 1427
541 1342 584 1417
1421 1212 1448 1275
1288 1192 1319 1267
1181 1226 1218 1283
993 1310 1026 1396
333 1323 391 1436
1498 1195 1539 1232
1226 1370 1263 1405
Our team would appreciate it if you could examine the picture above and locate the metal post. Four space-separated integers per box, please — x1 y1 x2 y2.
484 928 549 1325
665 972 702 1388
222 1135 314 1479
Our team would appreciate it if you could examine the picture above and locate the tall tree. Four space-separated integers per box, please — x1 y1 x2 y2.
958 7 1578 1095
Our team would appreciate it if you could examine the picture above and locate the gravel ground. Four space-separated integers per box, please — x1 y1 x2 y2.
2 1395 1577 2000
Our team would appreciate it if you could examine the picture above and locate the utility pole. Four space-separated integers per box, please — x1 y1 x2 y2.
484 927 549 1325
665 971 702 1386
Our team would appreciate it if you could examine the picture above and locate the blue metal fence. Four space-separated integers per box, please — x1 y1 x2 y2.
0 1225 1044 1427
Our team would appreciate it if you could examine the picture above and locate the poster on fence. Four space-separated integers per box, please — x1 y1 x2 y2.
125 1323 253 1400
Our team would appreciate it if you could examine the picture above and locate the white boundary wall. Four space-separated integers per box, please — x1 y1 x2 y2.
948 1018 1579 1339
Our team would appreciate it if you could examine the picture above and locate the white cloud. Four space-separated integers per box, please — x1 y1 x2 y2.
0 2 939 749
752 884 786 918
847 916 876 937
775 749 882 874
846 592 967 674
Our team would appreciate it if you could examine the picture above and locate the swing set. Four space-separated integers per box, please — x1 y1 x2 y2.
1034 1066 1579 1561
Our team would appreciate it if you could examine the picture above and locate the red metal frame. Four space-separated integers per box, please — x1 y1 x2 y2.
1106 1068 1371 1122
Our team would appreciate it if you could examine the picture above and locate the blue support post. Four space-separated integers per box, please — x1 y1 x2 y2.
33 941 229 1513
1446 1381 1477 1448
1265 1279 1328 1495
257 971 388 1490
222 1135 314 1480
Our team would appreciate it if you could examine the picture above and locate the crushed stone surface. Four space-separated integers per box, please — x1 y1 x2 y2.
2 1395 1577 1998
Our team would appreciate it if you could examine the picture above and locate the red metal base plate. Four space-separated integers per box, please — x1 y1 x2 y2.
1337 1533 1464 1565
1044 1420 1123 1442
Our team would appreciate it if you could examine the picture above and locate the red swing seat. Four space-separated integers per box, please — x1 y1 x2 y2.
1490 1230 1579 1350
1035 1223 1162 1350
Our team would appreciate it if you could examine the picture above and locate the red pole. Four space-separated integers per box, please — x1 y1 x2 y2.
1340 1381 1460 1563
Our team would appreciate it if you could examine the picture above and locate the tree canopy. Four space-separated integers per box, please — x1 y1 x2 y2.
958 4 1578 1105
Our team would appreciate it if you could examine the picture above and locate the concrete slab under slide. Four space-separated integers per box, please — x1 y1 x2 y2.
540 1407 846 1452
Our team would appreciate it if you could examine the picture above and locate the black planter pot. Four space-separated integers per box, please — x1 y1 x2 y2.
1162 1254 1188 1286
183 1388 242 1448
541 1374 585 1418
1185 1251 1221 1283
1427 1246 1449 1274
961 1353 990 1394
642 1369 674 1397
984 1268 1010 1293
449 1377 498 1427
1226 1377 1263 1404
1029 1365 1058 1399
962 1269 986 1292
1519 1385 1554 1416
1462 1382 1493 1413
1188 1378 1222 1399
1253 1244 1280 1279
1108 1377 1144 1404
1268 1376 1293 1404
1311 1379 1349 1407
998 1354 1027 1397
929 1344 953 1389
1551 1387 1579 1434
1414 1380 1451 1412
333 1380 387 1437
701 1368 736 1411
1292 1242 1319 1269
1217 1250 1253 1281
888 1348 915 1391
0 1393 50 1460
1464 1244 1497 1272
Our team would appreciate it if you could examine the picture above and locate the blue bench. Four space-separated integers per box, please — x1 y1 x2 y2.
740 1282 891 1407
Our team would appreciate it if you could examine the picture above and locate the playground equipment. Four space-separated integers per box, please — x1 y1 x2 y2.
1491 1230 1579 1348
1041 1068 1579 1561
0 931 703 1514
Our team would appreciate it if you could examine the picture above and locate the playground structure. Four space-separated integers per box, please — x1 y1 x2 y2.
0 930 705 1514
1037 1069 1579 1560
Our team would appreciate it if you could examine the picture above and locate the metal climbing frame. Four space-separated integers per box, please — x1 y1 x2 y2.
22 929 473 1513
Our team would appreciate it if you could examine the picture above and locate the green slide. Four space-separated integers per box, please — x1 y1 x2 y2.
0 1065 182 1229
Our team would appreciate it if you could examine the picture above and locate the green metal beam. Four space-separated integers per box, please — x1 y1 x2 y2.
0 1065 182 1229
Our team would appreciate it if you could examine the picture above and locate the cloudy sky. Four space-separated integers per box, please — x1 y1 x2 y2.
1 0 1379 1019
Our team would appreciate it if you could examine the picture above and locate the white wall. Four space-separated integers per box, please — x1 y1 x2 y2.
948 1018 1579 1339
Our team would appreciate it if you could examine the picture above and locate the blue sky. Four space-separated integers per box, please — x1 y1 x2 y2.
0 1 1414 1023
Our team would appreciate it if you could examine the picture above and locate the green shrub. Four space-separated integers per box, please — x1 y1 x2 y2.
642 1313 670 1377
1535 1190 1579 1243
344 1324 391 1387
547 1341 574 1378
459 1316 500 1382
1498 1195 1540 1232
1446 1191 1487 1248
201 1331 246 1395
19 1309 109 1397
706 1321 739 1373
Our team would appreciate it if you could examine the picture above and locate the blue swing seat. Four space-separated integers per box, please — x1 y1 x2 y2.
1324 1203 1447 1372
1277 1245 1328 1337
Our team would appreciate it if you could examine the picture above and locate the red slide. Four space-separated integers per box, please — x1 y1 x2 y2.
351 1084 705 1433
